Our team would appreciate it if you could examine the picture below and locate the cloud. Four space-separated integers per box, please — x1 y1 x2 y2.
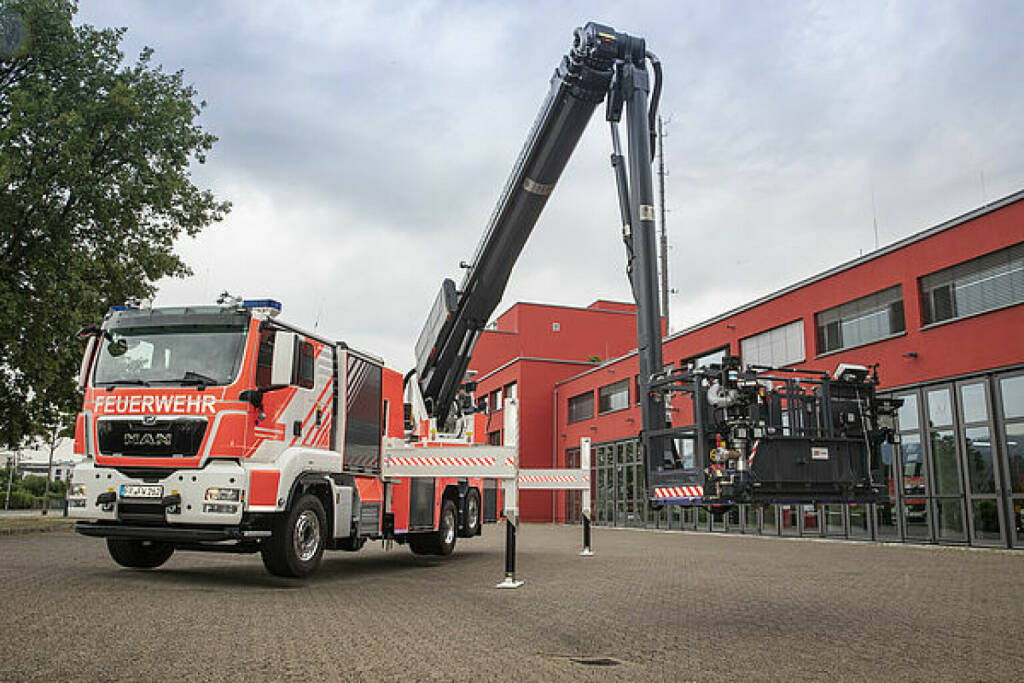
76 0 1024 369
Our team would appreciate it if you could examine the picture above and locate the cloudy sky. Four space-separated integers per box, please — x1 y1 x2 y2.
76 0 1024 371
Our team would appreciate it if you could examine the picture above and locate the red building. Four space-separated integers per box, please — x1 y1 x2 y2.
467 301 649 521
470 189 1024 547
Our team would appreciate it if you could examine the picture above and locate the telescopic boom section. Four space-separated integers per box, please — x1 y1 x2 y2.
414 23 650 427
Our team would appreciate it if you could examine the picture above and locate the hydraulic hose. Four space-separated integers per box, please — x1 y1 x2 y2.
646 50 662 161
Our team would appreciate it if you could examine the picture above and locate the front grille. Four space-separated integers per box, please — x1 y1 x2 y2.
118 502 166 524
113 467 180 481
97 418 207 457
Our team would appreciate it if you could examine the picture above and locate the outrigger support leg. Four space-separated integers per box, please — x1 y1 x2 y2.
579 436 594 556
496 511 524 589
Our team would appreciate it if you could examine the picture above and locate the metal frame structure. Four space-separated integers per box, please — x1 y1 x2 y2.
383 400 594 587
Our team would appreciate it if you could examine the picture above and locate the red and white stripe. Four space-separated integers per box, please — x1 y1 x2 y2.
387 455 498 468
748 439 761 466
653 485 703 499
519 474 589 484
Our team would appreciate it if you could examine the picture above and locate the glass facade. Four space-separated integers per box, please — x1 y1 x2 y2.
582 367 1023 549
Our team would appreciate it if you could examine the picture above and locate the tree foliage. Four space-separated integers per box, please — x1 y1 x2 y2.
0 0 230 448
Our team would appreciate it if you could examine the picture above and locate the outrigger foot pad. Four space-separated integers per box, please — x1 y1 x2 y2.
495 575 525 589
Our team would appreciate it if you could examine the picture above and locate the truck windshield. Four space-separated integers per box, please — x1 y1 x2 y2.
93 324 248 387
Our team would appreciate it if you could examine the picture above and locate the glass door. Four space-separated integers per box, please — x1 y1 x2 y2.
926 387 966 542
614 443 627 527
741 504 759 534
996 373 1024 548
957 379 1004 545
762 505 778 535
597 443 615 526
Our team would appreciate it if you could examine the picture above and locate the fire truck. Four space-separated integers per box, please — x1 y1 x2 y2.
69 21 898 578
68 295 514 577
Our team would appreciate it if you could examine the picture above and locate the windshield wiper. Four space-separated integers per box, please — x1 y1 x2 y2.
151 371 221 387
96 379 150 389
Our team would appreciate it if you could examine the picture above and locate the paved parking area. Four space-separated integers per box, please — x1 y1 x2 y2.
1 524 1022 681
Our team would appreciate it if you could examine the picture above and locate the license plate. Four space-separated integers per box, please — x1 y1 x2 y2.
120 484 163 499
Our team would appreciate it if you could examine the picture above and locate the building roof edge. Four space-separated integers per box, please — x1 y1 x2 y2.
664 188 1024 343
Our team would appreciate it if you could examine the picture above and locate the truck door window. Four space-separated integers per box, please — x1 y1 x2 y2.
297 340 315 389
256 329 275 387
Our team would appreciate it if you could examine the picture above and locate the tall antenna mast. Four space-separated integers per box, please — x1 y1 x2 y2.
870 183 879 251
657 115 670 333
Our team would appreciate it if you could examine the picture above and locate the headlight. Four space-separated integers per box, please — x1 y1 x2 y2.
205 487 241 502
70 483 87 497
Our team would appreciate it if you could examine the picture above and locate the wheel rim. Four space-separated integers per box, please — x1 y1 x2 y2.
443 506 456 545
467 496 479 530
293 510 321 562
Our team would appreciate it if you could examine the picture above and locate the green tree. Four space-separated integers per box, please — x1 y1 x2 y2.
20 473 46 496
0 0 230 448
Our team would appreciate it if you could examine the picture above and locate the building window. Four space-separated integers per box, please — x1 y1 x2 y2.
739 320 805 368
568 391 594 423
920 242 1024 325
552 322 560 332
598 378 630 414
487 430 502 445
504 382 517 401
634 374 640 405
489 387 503 413
815 285 905 354
682 346 728 370
476 396 488 413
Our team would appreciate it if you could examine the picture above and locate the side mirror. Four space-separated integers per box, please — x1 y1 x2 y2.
270 331 296 386
76 324 100 340
77 335 98 390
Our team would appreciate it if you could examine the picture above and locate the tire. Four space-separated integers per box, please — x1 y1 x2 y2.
260 493 327 578
334 536 365 552
106 538 174 569
434 498 458 556
460 490 481 537
408 534 434 555
408 498 458 556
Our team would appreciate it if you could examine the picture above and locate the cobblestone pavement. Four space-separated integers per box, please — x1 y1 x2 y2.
2 524 1022 682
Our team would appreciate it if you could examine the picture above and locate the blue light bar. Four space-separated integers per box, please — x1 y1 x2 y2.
108 305 134 312
242 299 282 312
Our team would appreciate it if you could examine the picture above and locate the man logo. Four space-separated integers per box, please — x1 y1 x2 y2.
141 415 157 426
124 432 172 447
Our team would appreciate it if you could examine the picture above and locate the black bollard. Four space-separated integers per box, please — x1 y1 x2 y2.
580 512 594 556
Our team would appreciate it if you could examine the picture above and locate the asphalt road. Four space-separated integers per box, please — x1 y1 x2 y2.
1 524 1022 682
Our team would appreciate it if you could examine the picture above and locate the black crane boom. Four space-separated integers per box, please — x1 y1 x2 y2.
414 23 649 428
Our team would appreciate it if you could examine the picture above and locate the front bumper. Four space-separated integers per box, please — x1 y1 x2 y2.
68 459 248 526
75 522 268 543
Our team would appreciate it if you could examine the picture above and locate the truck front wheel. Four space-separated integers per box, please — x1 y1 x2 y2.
261 494 327 578
106 539 174 569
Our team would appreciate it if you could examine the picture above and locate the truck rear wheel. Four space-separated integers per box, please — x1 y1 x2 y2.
261 494 327 578
408 498 458 556
461 490 481 537
106 539 174 569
